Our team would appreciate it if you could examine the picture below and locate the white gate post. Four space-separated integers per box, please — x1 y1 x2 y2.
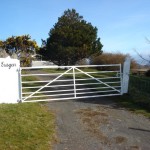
0 57 20 103
122 56 131 94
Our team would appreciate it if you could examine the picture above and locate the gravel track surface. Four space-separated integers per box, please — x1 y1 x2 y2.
47 99 150 150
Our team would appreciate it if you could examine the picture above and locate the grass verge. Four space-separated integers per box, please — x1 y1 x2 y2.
0 103 56 150
113 87 150 118
0 71 56 150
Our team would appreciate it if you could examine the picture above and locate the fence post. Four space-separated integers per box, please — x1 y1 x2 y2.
122 56 131 94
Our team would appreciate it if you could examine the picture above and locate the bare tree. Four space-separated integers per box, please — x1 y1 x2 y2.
134 37 150 64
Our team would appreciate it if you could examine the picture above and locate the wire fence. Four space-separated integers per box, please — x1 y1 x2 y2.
129 75 150 94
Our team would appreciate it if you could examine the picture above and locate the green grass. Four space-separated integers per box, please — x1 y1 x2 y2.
132 75 150 81
0 71 56 150
0 103 56 150
113 87 150 118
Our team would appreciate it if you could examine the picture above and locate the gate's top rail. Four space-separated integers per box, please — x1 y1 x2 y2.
21 64 121 69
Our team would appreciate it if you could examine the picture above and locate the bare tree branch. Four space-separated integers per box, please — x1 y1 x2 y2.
134 49 150 64
145 37 150 44
133 37 150 64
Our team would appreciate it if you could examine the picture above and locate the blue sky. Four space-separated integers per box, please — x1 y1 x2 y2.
0 0 150 61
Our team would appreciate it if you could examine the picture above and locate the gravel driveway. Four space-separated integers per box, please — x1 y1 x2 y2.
26 70 150 150
47 98 150 150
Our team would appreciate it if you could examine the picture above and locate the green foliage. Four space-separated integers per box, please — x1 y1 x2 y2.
43 9 103 65
1 34 39 54
1 34 39 66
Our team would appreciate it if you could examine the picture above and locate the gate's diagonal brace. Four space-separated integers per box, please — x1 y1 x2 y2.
23 67 73 101
75 67 120 93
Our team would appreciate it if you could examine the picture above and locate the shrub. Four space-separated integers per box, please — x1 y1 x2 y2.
90 52 137 69
20 52 33 67
20 56 32 67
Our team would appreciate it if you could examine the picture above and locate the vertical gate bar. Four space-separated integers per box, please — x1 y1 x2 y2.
73 67 76 98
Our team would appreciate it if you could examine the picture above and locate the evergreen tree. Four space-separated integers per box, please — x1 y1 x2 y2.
45 9 103 65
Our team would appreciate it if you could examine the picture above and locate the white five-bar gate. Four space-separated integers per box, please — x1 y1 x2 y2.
0 57 130 104
20 57 130 103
